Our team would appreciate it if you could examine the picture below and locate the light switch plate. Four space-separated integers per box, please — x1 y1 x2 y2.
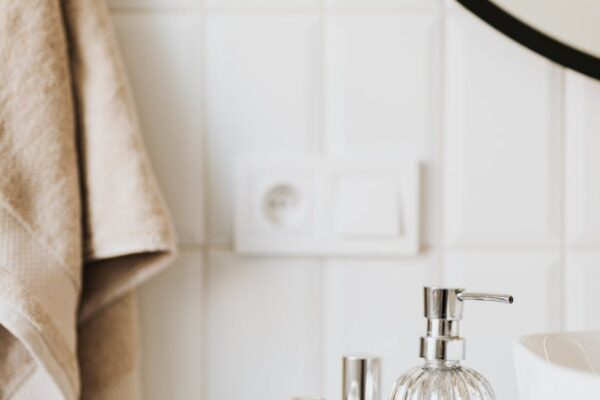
234 155 420 256
333 171 401 236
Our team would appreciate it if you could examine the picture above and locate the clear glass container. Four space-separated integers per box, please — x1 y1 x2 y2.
389 360 494 400
388 287 513 400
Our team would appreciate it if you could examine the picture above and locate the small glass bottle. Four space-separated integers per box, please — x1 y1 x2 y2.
389 287 513 400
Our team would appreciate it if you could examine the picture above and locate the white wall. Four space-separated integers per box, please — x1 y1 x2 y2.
107 0 600 399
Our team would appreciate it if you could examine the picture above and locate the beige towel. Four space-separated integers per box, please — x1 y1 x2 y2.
0 0 177 399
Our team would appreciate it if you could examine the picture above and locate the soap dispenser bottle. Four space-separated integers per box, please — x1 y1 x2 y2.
390 287 513 400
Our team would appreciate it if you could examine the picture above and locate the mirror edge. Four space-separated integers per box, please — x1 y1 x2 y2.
457 0 600 81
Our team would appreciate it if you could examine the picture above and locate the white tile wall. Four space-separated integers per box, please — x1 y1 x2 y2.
321 258 434 400
114 13 206 245
138 250 204 400
565 252 600 330
326 0 440 11
324 14 441 247
205 252 321 400
325 15 440 157
108 0 600 398
206 0 321 10
565 71 600 246
444 0 460 9
205 15 321 244
114 13 207 400
109 0 200 10
444 252 561 400
444 8 562 247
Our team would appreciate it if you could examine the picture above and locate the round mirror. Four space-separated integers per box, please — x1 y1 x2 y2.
458 0 600 80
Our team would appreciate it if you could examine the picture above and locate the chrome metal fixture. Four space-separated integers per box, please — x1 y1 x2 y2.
343 355 380 400
420 287 513 361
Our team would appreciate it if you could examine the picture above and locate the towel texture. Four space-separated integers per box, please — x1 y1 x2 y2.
0 0 177 398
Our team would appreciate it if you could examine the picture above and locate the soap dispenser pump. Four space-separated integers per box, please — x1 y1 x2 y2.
389 287 513 400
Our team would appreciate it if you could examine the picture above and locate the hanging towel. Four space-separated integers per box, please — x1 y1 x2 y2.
0 0 177 399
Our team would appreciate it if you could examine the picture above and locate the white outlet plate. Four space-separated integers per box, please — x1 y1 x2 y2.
234 155 420 256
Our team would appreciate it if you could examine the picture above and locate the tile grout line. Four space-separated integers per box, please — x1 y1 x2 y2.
109 6 203 14
316 261 326 396
188 241 597 253
109 6 440 16
558 67 567 331
178 243 204 251
197 2 213 400
205 9 320 15
318 1 329 158
437 1 447 285
317 0 327 395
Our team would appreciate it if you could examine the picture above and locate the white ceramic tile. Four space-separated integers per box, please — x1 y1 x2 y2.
444 0 460 8
565 71 600 246
325 15 440 247
444 9 562 246
109 0 199 9
326 0 439 11
565 252 600 330
444 251 561 400
205 252 321 400
114 14 205 245
138 250 204 400
325 15 439 157
321 258 435 400
206 16 320 244
206 0 320 10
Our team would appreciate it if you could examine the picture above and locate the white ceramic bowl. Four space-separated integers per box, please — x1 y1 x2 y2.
514 331 600 399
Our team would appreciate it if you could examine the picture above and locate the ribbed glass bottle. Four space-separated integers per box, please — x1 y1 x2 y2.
389 360 495 400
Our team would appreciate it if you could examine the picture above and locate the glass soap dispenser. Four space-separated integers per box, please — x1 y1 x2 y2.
390 287 513 400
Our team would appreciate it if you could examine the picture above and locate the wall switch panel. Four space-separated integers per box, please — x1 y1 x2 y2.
234 155 420 256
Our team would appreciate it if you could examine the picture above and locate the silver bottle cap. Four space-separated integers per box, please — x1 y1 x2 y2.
419 287 513 361
342 355 380 400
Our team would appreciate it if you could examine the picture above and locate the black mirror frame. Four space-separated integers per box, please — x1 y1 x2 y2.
457 0 600 81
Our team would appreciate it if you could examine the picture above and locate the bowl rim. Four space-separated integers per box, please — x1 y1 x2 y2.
514 330 600 379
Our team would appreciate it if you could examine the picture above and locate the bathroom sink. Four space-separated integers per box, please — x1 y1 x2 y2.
514 331 600 399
